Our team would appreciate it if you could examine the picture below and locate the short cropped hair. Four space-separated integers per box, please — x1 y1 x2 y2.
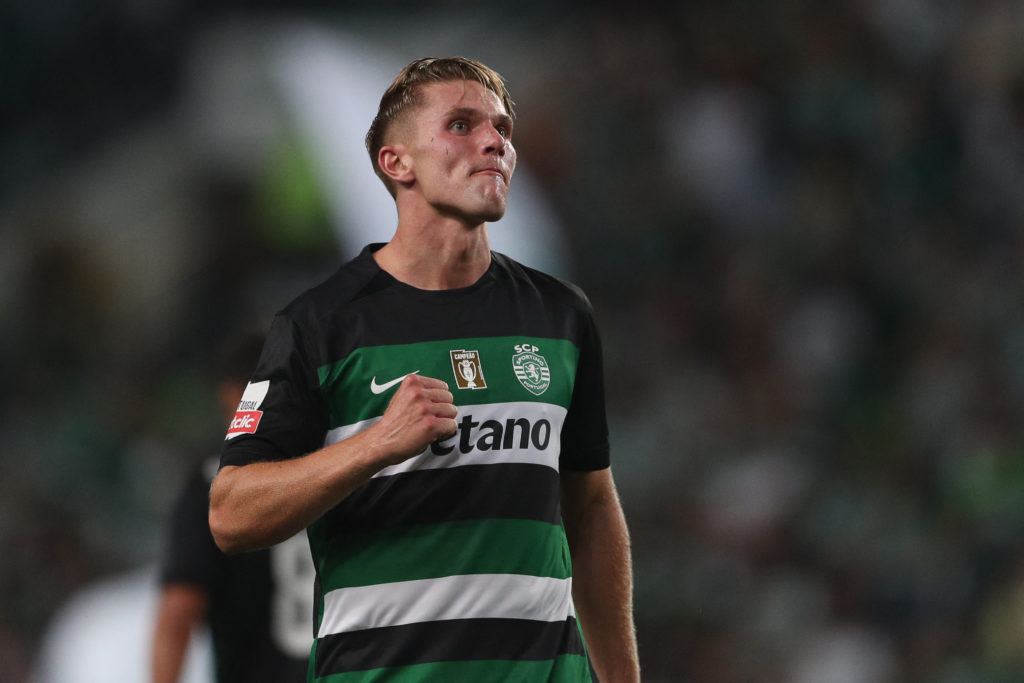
365 57 515 197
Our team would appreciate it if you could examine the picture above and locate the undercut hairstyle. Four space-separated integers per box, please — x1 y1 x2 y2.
365 56 515 197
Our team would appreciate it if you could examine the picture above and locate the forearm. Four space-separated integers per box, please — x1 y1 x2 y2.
151 621 189 683
210 374 458 553
564 473 640 682
209 430 387 553
151 585 207 683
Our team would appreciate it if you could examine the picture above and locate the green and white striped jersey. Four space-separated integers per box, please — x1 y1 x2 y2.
222 244 609 682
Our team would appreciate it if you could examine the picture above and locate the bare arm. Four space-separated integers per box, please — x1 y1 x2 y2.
561 468 640 683
151 584 207 683
209 374 457 553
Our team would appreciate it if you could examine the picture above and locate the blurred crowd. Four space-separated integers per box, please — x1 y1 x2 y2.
2 2 1024 682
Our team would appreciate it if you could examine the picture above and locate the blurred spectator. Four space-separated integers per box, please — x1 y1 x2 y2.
151 329 313 683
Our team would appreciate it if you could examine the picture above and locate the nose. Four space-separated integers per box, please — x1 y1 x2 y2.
483 126 507 156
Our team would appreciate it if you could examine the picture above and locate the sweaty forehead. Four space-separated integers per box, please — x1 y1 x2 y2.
418 79 507 117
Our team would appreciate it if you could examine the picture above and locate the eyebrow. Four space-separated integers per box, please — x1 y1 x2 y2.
444 107 513 129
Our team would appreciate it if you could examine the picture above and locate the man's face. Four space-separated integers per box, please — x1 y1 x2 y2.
397 79 516 225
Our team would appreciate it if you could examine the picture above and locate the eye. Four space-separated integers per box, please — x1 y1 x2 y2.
450 120 468 133
494 118 513 139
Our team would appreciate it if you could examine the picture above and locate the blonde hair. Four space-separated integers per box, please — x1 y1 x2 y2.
365 57 515 196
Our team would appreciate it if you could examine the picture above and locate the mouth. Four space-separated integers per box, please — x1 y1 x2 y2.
473 167 507 183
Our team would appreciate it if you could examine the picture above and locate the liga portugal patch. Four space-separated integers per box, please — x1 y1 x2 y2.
226 380 270 439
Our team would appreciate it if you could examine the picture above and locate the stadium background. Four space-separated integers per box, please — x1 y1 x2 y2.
3 2 1024 681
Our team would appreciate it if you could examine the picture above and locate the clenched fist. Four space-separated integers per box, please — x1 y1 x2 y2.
368 374 458 466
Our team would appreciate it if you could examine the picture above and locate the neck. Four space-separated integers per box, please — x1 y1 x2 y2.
374 216 492 290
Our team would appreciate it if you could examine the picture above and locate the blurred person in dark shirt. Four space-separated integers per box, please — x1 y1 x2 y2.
151 330 314 683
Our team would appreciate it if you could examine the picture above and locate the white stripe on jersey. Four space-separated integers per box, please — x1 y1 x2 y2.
318 573 575 636
323 401 567 477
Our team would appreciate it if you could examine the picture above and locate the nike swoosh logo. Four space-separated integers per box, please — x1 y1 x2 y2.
370 371 420 395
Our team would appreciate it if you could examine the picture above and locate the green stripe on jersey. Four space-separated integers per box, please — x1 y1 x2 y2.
316 336 580 428
318 518 571 589
314 654 593 683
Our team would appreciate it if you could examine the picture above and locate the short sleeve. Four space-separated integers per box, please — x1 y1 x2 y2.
220 314 329 468
558 302 611 472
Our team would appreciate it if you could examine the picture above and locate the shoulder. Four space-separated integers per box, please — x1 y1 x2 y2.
279 244 386 326
491 251 596 316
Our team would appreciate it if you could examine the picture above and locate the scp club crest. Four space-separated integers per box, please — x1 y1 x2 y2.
512 343 551 396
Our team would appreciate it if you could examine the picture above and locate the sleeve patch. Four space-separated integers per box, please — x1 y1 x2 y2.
226 380 270 440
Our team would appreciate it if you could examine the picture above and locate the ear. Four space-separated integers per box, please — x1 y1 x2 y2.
378 145 414 186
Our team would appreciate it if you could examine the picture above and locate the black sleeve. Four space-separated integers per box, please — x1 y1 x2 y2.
559 300 611 472
159 458 224 588
220 313 329 468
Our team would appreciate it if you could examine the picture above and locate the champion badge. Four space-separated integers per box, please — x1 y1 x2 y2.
512 343 551 396
450 349 487 390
